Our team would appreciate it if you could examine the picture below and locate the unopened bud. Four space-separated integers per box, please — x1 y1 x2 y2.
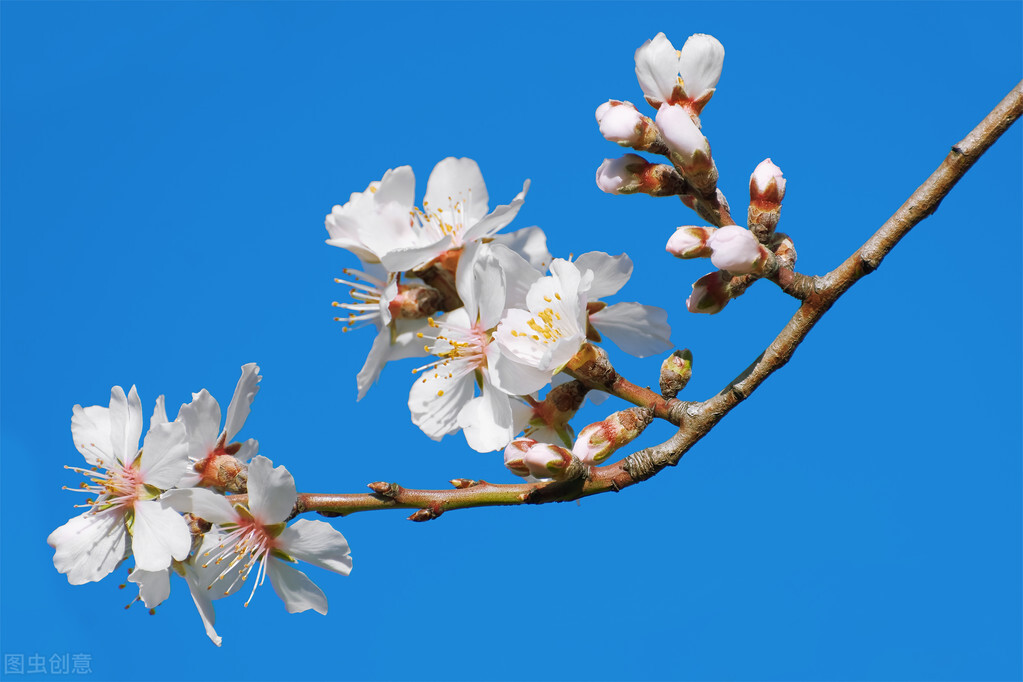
595 154 650 194
388 284 444 320
655 104 717 195
686 271 730 314
504 438 536 478
523 442 579 479
748 158 785 240
659 349 693 398
666 225 716 259
572 407 653 465
596 100 656 149
707 226 768 275
196 453 248 493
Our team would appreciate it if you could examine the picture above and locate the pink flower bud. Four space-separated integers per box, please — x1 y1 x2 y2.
655 104 709 162
750 158 786 204
686 271 730 314
572 407 653 465
595 154 649 194
597 101 645 146
666 225 716 259
707 225 766 275
523 442 578 479
504 439 536 478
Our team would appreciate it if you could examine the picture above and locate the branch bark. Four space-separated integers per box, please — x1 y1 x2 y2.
289 80 1022 521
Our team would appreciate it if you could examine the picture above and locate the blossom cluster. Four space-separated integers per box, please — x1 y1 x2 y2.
325 157 673 457
48 365 352 647
593 32 795 314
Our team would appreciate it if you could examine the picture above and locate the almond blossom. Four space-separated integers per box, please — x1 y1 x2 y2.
49 386 191 584
166 456 352 615
634 32 725 113
177 363 262 489
409 242 542 452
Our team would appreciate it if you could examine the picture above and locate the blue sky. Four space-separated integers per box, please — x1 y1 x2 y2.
2 2 1020 680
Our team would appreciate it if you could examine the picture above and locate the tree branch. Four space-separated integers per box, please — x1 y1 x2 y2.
285 80 1021 521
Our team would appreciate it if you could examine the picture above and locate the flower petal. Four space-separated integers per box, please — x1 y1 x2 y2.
634 32 681 108
424 157 490 223
179 390 222 462
47 509 128 585
458 378 515 453
109 385 144 466
573 252 633 299
278 519 353 576
71 403 114 468
150 395 168 428
268 560 329 615
246 456 297 524
408 366 475 441
461 179 529 244
162 487 237 526
490 226 551 273
127 568 171 609
139 420 189 489
678 33 724 100
223 363 261 443
131 499 191 572
590 302 673 358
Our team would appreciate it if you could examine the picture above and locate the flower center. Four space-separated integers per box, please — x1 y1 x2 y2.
203 516 279 607
412 317 489 397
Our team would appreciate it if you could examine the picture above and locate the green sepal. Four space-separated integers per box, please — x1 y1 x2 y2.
265 522 287 539
125 508 136 534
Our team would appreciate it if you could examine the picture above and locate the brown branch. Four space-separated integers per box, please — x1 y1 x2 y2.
290 80 1022 521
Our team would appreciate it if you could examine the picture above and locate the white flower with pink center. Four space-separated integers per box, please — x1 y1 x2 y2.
48 386 192 585
409 243 542 452
166 456 352 615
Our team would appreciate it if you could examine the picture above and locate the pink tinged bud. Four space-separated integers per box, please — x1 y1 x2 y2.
504 439 537 478
687 271 730 314
595 101 613 122
595 154 649 194
523 442 578 479
750 158 786 204
387 284 444 320
597 101 645 146
572 407 653 465
707 225 766 275
659 349 693 399
655 104 709 162
666 225 716 259
678 34 725 102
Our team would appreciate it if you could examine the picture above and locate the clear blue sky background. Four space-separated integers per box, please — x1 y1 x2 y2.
2 2 1020 680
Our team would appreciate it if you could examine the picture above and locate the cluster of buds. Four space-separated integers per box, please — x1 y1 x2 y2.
595 32 724 202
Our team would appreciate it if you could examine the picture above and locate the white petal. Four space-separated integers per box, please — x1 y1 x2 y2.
139 420 189 489
487 340 554 396
573 252 633 299
182 568 222 647
408 366 475 441
162 487 237 526
109 385 144 466
379 237 450 273
458 379 515 453
247 456 297 524
372 165 415 208
235 438 259 462
489 226 551 272
458 246 507 330
485 243 542 313
150 395 168 428
424 157 490 223
131 499 191 571
71 403 114 468
179 390 222 462
47 509 128 585
461 179 529 244
634 32 681 107
128 568 171 609
678 33 724 100
223 363 261 443
356 319 432 401
590 302 673 358
268 560 329 615
278 519 353 576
